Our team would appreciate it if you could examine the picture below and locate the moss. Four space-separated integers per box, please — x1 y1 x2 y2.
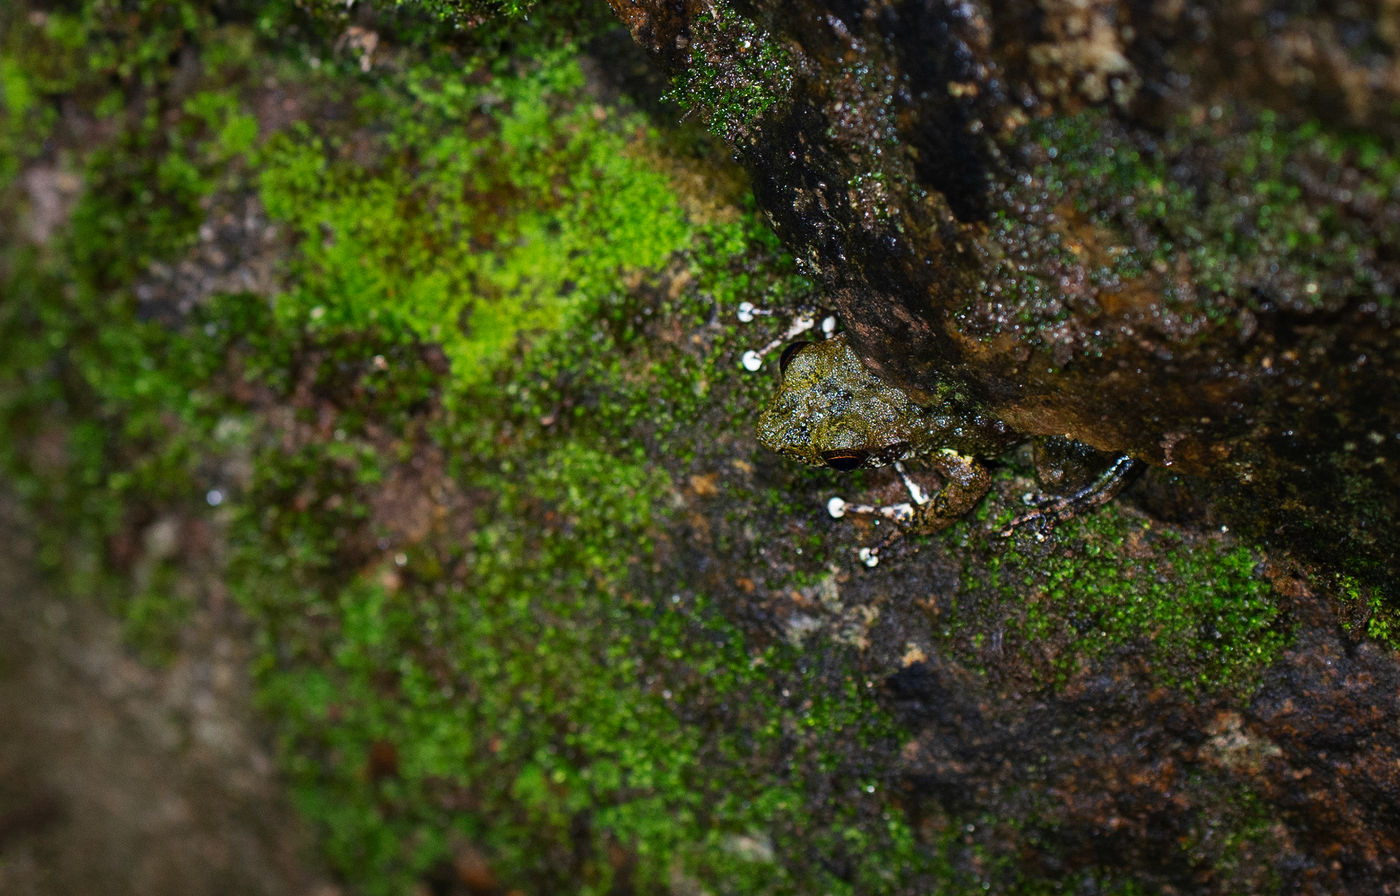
231 405 940 891
664 3 794 143
1336 573 1400 651
949 501 1287 696
1 56 48 185
968 104 1400 360
1 1 1337 892
408 0 536 22
0 2 277 637
1031 108 1395 313
3 4 953 891
287 0 542 32
258 49 695 393
121 564 198 664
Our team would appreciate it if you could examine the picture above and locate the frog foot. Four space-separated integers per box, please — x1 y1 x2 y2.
827 461 931 567
999 454 1140 539
827 502 910 568
737 302 837 371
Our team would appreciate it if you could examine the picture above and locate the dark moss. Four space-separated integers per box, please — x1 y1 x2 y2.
977 107 1400 355
663 3 794 143
978 505 1285 695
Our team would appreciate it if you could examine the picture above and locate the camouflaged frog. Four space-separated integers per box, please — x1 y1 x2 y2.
757 335 1137 564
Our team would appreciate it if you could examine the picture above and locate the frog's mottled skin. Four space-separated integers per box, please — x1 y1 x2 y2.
757 335 1137 541
757 336 1017 467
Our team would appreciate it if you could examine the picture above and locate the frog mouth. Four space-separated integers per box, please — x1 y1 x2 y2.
819 441 910 471
820 449 869 471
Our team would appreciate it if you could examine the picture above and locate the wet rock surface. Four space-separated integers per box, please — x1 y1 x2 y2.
612 0 1400 585
882 576 1400 893
0 494 333 896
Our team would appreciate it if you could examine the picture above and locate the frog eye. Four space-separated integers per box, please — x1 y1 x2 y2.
778 341 813 376
821 449 868 471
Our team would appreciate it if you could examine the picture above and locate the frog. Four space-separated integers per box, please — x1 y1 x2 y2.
756 335 1138 564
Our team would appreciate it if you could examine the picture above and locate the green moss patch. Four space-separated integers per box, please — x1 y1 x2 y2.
258 52 695 390
953 503 1287 696
664 3 794 143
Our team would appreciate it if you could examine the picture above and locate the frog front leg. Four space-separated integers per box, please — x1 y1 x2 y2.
912 449 995 531
830 450 992 566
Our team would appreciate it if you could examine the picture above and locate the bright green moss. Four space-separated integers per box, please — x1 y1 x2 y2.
258 51 694 391
235 511 937 893
374 0 539 28
1 57 45 184
1336 573 1400 651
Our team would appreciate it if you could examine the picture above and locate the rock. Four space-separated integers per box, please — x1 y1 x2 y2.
611 0 1400 584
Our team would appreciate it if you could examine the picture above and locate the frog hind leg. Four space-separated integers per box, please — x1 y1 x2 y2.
999 454 1140 539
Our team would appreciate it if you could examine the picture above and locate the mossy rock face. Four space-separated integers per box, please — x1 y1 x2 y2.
610 0 1400 585
7 1 1400 893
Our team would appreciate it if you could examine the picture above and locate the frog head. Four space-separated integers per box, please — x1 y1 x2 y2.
756 336 932 470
